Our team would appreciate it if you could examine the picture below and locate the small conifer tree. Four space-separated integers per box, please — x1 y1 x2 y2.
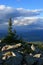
1 18 24 44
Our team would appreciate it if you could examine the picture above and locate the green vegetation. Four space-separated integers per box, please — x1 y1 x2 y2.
38 44 43 51
0 18 43 53
1 18 24 45
30 42 43 51
21 42 33 54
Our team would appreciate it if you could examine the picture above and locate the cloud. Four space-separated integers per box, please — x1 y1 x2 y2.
0 5 43 24
13 17 43 26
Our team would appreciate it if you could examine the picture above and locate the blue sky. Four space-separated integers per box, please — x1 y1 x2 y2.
0 0 43 17
0 0 43 9
0 0 43 26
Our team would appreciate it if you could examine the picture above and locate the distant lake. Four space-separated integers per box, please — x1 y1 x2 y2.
0 29 43 42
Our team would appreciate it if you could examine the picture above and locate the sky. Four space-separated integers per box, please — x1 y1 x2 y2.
0 0 43 27
0 0 43 9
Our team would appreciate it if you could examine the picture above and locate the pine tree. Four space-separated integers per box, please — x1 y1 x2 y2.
8 18 12 36
7 18 14 43
1 18 15 44
1 18 24 44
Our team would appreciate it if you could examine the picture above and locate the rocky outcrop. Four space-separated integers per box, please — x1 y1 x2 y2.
25 55 36 65
37 59 43 65
33 54 41 58
2 43 22 51
0 59 3 65
31 44 36 51
2 51 16 60
0 43 43 65
31 44 41 54
4 55 22 65
1 51 23 65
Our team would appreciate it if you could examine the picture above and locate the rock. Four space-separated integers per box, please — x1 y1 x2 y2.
2 45 12 51
37 59 43 65
29 53 33 56
2 51 16 60
31 44 35 51
13 43 22 49
35 47 41 53
0 59 3 65
3 52 23 65
2 43 22 51
33 54 41 58
25 55 36 65
25 54 43 65
31 44 41 54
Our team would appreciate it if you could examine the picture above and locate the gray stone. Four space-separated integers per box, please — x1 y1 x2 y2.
31 44 35 51
37 58 43 65
0 59 3 65
2 52 23 65
2 43 22 51
25 55 36 65
33 54 41 58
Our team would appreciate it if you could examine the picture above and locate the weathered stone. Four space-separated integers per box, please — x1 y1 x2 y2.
37 59 43 65
3 52 23 65
31 44 35 51
0 59 3 65
31 44 41 54
2 45 12 51
33 54 41 58
25 55 36 65
2 51 16 60
2 43 22 51
29 53 33 56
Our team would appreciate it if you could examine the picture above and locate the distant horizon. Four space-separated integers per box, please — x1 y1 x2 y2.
0 0 43 41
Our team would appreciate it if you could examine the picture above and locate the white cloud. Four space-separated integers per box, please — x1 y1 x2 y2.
0 5 43 25
13 17 43 26
0 5 43 30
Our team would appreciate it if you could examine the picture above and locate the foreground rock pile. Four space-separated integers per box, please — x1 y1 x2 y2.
0 43 43 65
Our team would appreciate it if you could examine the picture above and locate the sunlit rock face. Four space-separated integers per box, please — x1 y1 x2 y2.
1 51 23 65
1 43 22 51
31 44 36 51
2 51 16 60
33 54 41 58
0 42 43 65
